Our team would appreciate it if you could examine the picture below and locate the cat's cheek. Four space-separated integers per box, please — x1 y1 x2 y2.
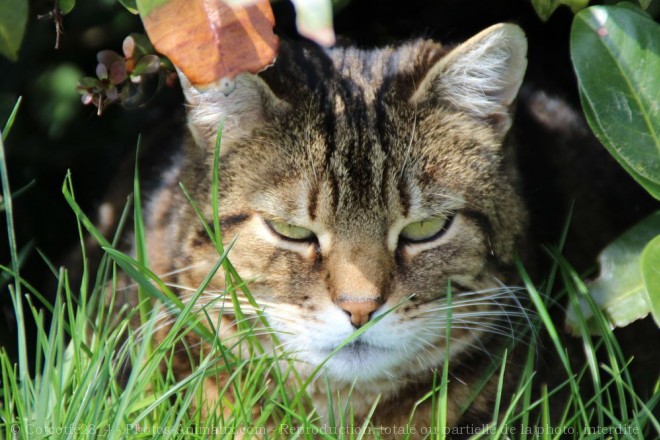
264 306 352 364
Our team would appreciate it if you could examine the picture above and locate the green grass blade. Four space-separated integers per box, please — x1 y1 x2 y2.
0 179 35 212
132 137 153 330
1 96 21 141
0 104 30 409
516 257 591 427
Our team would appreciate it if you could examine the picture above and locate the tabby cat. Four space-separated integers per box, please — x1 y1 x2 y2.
125 23 533 437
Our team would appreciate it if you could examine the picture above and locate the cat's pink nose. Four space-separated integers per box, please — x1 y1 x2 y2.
339 300 380 328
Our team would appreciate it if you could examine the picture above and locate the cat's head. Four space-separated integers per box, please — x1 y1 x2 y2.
177 23 529 382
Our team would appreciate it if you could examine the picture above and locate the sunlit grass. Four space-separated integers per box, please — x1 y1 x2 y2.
0 103 658 439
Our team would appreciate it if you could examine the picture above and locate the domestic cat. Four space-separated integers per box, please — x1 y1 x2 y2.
128 22 531 435
115 23 534 437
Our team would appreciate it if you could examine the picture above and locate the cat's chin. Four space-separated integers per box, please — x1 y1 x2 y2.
312 340 407 382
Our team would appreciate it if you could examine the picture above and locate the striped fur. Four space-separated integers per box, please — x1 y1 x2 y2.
136 23 531 437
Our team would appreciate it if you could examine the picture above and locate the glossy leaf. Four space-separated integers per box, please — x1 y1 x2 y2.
60 0 76 15
136 0 278 88
532 0 589 21
0 0 28 62
571 5 660 200
566 212 660 333
532 0 560 21
131 54 160 76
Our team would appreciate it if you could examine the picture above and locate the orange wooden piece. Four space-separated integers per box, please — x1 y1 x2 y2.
141 0 278 87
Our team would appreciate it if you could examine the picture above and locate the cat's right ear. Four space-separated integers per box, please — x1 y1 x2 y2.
178 70 285 149
410 23 527 139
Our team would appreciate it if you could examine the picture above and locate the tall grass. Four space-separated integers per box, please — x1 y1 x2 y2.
0 104 658 439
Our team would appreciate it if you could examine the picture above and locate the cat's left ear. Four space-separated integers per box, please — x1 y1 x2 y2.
177 69 285 150
411 23 527 139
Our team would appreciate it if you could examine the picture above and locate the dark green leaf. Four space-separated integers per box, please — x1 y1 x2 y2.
532 0 560 20
119 0 139 14
131 54 160 76
76 76 102 90
532 0 589 21
617 1 653 16
60 0 76 15
571 5 660 200
559 0 590 13
0 0 28 62
579 91 660 199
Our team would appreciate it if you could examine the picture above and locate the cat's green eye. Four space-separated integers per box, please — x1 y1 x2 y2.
400 217 450 243
266 220 316 242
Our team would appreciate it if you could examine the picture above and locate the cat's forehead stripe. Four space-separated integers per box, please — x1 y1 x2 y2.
307 182 319 221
